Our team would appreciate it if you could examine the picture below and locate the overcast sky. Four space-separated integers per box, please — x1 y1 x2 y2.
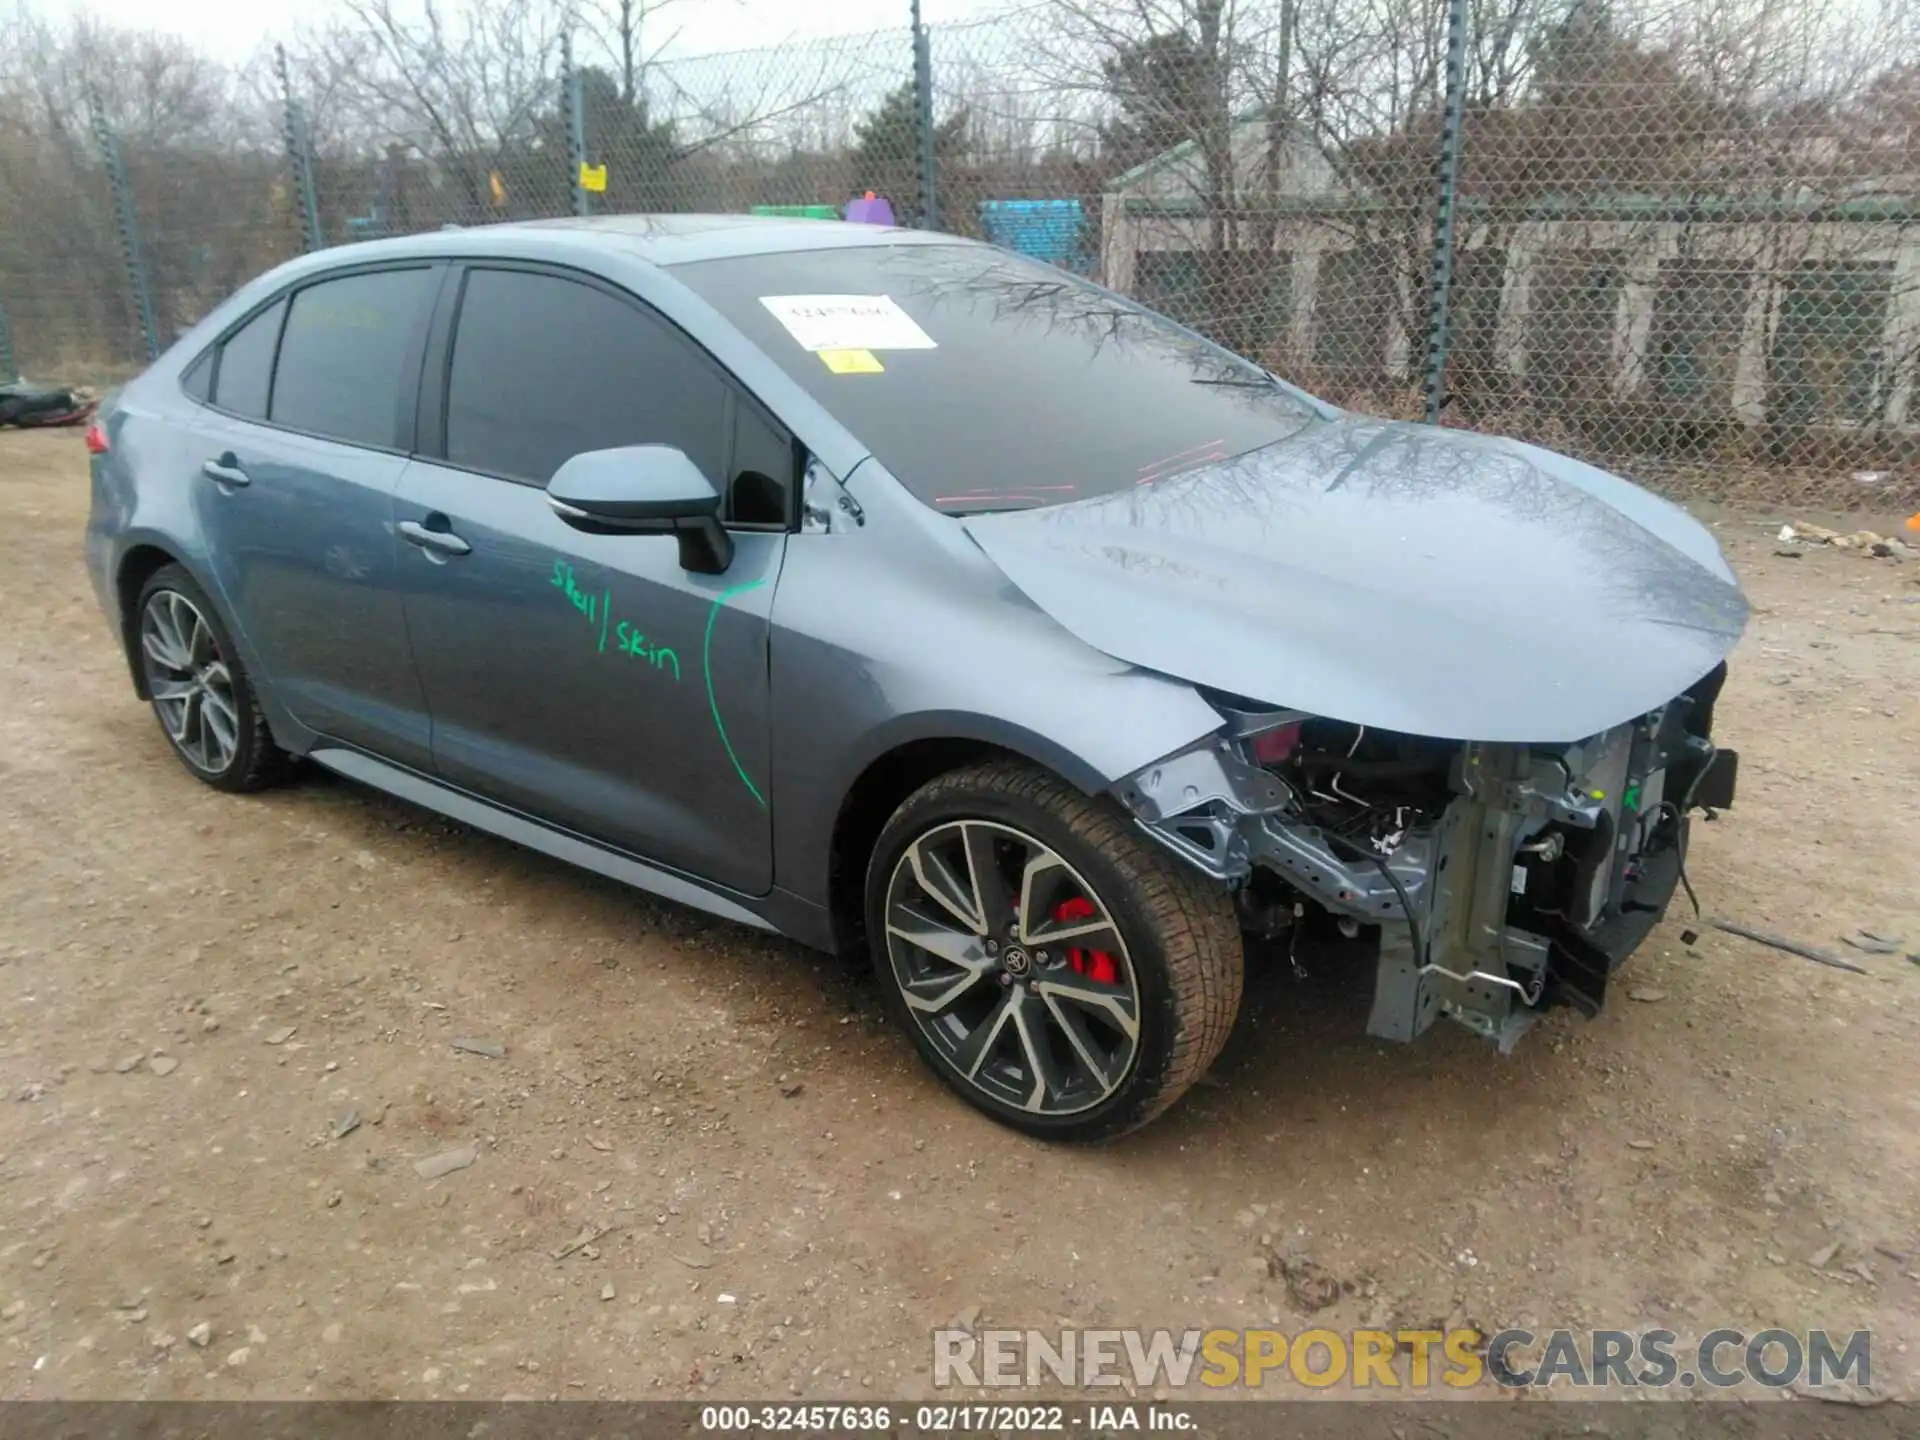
62 0 1014 65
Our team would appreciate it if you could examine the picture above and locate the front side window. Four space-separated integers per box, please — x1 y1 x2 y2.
269 268 436 447
445 268 732 490
213 299 285 420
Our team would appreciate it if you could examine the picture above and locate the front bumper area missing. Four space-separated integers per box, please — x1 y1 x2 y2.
1113 677 1736 1052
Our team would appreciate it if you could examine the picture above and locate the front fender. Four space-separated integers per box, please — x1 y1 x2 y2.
767 462 1226 909
774 670 1225 912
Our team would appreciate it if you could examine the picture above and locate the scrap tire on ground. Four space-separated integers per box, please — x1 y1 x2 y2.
865 759 1244 1141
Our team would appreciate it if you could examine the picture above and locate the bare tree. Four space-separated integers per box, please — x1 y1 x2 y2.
570 0 708 109
0 9 244 157
289 0 565 214
0 9 292 367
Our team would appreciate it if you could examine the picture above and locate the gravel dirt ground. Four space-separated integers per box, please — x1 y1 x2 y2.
1 427 1917 1403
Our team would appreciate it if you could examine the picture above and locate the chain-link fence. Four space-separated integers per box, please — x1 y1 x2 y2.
1 0 1914 506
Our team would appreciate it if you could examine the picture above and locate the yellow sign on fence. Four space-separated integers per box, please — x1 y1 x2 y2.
579 162 607 194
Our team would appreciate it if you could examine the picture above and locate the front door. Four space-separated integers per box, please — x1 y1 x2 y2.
191 265 441 769
394 264 797 895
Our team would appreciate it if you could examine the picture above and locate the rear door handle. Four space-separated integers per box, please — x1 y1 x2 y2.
398 518 472 557
201 456 250 487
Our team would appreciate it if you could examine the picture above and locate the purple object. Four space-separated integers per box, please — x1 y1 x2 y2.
845 194 895 226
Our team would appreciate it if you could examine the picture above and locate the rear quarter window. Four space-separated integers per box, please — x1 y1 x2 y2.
212 298 285 420
180 349 213 403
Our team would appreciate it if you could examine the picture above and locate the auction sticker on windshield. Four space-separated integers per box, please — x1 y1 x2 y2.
759 294 937 352
818 349 885 374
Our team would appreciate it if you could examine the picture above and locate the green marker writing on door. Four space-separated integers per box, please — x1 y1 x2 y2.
550 559 681 681
703 577 768 808
615 620 680 678
551 558 601 624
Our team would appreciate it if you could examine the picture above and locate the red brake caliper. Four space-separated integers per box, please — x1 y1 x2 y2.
1052 896 1118 984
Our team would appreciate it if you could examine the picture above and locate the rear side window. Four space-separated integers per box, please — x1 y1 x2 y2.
269 269 435 448
213 299 284 419
446 268 728 487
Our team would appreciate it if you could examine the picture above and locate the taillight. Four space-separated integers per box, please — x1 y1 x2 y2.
84 422 109 455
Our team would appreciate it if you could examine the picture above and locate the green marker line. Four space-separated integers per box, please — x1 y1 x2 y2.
704 576 768 809
598 589 611 652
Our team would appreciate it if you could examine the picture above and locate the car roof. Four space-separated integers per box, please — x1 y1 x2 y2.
310 213 966 270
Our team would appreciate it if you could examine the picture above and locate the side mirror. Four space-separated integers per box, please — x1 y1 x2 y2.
546 444 733 574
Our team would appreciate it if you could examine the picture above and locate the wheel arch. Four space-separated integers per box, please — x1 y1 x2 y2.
112 545 294 759
114 542 189 700
824 722 1113 961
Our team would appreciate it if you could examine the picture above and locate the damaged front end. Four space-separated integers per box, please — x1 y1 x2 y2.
1113 668 1740 1051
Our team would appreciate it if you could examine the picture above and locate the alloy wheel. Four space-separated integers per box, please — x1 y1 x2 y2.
882 820 1141 1116
139 589 240 775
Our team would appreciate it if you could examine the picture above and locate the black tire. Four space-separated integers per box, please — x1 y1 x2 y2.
865 760 1244 1141
133 564 294 794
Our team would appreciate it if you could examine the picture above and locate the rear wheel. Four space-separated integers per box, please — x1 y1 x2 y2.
865 761 1243 1140
135 565 293 793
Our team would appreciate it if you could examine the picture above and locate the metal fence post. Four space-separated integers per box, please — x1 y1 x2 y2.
1420 0 1470 425
277 46 324 252
90 102 160 364
564 31 590 218
911 0 938 231
292 105 324 249
0 297 16 383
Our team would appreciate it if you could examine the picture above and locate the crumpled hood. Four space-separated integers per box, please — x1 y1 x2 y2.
962 415 1749 743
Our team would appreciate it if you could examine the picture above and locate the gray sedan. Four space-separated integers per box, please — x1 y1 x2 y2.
84 215 1744 1139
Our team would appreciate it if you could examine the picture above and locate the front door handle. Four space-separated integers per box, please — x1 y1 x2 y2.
398 518 472 557
201 455 250 488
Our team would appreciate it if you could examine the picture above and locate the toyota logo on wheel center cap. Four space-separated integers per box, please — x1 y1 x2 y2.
1002 947 1032 977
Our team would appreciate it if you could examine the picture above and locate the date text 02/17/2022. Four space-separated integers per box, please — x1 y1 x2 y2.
697 1403 1196 1432
551 559 681 678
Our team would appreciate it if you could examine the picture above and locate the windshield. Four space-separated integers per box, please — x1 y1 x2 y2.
670 243 1324 514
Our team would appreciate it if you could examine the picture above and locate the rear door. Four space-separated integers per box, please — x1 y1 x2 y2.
193 264 441 769
394 263 793 894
